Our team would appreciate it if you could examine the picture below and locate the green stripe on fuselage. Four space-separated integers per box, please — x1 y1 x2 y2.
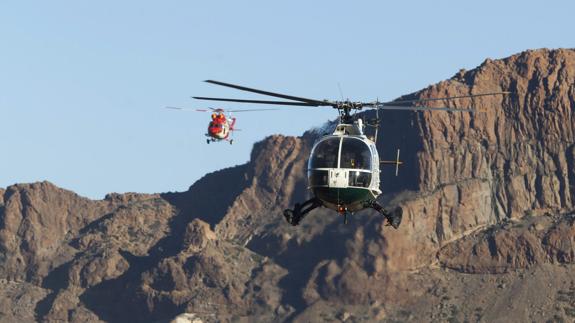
312 187 372 205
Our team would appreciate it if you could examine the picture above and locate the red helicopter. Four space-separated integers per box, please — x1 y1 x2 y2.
165 106 277 144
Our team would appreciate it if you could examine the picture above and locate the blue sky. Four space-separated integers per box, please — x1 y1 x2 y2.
1 1 573 199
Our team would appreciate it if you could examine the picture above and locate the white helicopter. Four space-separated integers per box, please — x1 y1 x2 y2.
194 80 509 228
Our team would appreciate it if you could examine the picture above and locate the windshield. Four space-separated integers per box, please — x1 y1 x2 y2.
340 138 372 170
309 137 340 169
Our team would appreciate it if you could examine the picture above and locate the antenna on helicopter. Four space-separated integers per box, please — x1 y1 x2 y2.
363 102 381 142
373 101 380 143
337 82 345 101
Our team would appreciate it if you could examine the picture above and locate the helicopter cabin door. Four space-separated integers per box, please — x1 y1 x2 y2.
328 169 348 188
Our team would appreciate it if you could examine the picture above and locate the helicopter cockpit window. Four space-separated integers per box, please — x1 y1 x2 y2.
340 138 372 170
308 170 329 186
309 137 340 169
348 171 371 188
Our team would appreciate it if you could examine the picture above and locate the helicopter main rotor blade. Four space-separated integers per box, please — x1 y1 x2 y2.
193 96 318 106
165 106 212 112
204 80 333 106
165 106 193 111
226 108 279 112
369 104 475 112
166 106 279 113
382 91 511 105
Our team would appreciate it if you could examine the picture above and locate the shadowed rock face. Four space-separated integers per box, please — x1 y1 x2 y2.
1 49 575 323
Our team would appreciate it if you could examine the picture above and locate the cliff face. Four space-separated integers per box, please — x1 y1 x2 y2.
374 48 575 271
1 49 575 323
418 49 575 216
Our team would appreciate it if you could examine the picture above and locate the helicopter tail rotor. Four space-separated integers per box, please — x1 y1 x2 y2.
381 149 402 176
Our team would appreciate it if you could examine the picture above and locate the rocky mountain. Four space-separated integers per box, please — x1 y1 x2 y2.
1 48 575 323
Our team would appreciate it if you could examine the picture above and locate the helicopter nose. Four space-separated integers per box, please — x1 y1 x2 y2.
208 126 221 135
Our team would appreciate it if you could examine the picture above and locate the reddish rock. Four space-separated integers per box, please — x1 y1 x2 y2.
543 216 575 263
0 182 115 283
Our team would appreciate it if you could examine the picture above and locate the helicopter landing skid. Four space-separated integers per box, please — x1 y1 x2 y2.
365 200 403 229
283 198 322 226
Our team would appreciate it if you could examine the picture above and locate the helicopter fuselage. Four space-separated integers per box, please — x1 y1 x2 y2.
206 112 235 142
307 120 381 213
